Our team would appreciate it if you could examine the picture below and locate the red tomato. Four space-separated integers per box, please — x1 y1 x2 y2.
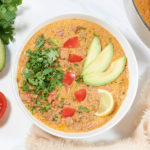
0 92 7 119
63 37 79 48
74 89 86 102
63 72 76 85
62 107 76 118
68 54 83 63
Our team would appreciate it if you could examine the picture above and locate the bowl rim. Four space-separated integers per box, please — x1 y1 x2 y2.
132 0 150 31
12 13 138 139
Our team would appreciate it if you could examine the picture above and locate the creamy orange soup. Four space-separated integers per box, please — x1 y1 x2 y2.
134 0 150 28
17 19 129 132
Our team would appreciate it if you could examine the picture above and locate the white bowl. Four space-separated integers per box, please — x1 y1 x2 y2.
12 13 138 139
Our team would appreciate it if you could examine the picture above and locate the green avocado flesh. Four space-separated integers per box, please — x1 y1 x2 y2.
83 56 127 86
0 39 6 71
82 36 101 70
81 43 113 75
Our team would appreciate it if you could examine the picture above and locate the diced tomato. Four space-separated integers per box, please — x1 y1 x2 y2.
74 89 86 102
62 107 76 118
68 54 83 63
63 72 76 85
0 92 7 119
63 37 79 48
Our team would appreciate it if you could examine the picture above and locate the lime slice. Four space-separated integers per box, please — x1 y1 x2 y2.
95 89 114 117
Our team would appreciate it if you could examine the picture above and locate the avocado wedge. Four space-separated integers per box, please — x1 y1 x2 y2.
0 39 6 71
83 56 126 86
83 37 101 70
82 43 113 75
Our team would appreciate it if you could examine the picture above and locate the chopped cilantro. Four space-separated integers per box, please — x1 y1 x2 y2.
74 64 79 67
78 106 89 113
60 98 65 107
108 37 112 42
0 0 22 44
28 105 35 112
75 75 83 85
52 115 58 122
47 38 61 48
37 100 42 107
75 26 86 34
66 67 73 71
93 33 99 37
22 35 64 102
46 104 51 110
35 35 44 50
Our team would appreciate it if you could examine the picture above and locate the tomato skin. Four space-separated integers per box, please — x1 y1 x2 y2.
74 89 86 102
68 54 83 63
63 37 79 48
63 72 76 85
62 107 76 118
0 92 7 119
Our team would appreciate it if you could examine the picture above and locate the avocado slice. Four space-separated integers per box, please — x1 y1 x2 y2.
83 56 126 86
82 43 113 75
82 37 101 70
0 39 6 72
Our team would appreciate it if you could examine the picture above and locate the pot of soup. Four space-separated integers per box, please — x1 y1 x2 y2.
12 13 138 139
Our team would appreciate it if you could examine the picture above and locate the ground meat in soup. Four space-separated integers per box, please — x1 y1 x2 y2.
17 19 129 133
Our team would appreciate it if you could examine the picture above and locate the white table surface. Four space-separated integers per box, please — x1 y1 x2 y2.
0 0 150 149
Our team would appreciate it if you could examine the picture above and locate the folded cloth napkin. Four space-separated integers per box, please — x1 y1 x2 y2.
26 79 150 150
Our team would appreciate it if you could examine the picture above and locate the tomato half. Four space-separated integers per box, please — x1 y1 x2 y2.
63 72 76 85
0 92 7 119
74 89 86 102
62 107 76 118
68 54 83 63
63 37 79 48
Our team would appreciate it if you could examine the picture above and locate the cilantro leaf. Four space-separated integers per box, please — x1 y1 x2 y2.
22 37 64 100
35 35 44 50
78 106 89 113
0 0 22 44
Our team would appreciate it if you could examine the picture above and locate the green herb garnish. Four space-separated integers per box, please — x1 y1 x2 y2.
28 105 35 112
47 38 61 48
35 35 44 50
74 64 79 67
75 75 83 85
60 98 65 107
93 33 99 37
46 104 51 110
78 106 89 113
108 37 112 42
75 26 86 34
22 35 64 102
0 0 22 44
66 67 73 71
37 100 42 107
52 115 58 122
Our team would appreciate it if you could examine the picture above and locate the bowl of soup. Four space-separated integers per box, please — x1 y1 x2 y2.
124 0 150 48
12 13 138 139
133 0 150 31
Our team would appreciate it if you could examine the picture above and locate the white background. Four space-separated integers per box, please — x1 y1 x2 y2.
0 0 150 149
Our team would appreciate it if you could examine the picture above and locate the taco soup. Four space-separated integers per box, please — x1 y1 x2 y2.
134 0 150 28
17 19 129 133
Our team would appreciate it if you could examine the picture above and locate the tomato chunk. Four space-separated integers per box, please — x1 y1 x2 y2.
63 72 76 85
63 37 79 48
68 54 83 63
0 92 7 119
62 107 76 118
74 89 86 102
